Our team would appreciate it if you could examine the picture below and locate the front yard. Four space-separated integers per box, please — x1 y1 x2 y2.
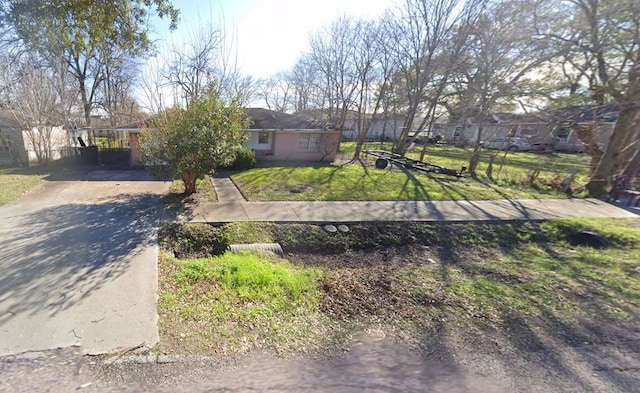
231 144 591 201
156 218 640 361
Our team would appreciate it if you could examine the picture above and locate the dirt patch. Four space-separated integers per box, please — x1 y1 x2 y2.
151 220 640 392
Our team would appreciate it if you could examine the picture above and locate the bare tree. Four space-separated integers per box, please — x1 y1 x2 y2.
166 22 222 105
98 48 144 126
164 14 254 108
308 15 361 130
255 73 296 112
139 55 170 114
0 51 75 164
547 0 640 195
350 19 397 159
447 0 556 174
384 0 484 156
288 55 320 113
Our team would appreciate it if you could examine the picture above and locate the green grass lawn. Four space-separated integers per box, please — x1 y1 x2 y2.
231 144 591 201
0 165 88 206
158 250 327 354
0 167 51 206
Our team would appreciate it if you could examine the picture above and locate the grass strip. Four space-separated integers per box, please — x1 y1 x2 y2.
158 251 330 355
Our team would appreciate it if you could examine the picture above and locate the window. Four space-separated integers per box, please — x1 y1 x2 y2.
0 135 9 152
453 127 462 140
299 133 321 151
556 128 571 143
258 132 269 144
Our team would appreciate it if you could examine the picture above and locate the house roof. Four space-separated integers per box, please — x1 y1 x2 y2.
552 104 620 123
444 105 621 126
0 110 21 129
294 108 408 126
492 112 553 124
117 108 332 131
246 108 329 130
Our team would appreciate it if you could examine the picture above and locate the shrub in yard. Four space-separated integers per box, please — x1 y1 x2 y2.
225 145 256 171
138 85 249 194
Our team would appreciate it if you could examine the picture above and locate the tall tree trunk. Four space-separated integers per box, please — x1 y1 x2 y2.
468 125 484 175
621 149 640 189
586 106 640 196
353 135 365 160
569 123 604 173
78 77 92 126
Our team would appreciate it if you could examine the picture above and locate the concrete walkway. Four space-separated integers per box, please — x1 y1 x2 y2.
211 171 246 203
163 173 639 223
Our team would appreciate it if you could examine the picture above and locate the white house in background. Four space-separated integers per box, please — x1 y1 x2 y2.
340 114 407 142
0 111 75 166
439 106 617 151
294 109 410 142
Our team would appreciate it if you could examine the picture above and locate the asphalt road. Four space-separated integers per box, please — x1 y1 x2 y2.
0 170 171 356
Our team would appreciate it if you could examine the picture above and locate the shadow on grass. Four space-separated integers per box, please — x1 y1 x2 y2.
0 163 92 181
397 168 432 200
423 238 640 392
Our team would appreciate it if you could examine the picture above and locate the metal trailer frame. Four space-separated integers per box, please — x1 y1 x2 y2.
363 149 467 177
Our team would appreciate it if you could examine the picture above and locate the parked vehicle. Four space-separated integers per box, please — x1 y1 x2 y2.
554 140 586 153
529 142 554 153
482 137 531 151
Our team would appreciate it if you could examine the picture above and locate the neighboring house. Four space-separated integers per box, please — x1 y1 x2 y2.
128 108 341 166
438 105 617 151
340 114 406 142
552 105 618 150
296 109 411 142
438 112 552 146
0 113 27 166
244 108 340 162
0 111 76 166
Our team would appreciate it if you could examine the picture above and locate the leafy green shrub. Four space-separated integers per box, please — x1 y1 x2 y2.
225 145 256 171
139 86 249 193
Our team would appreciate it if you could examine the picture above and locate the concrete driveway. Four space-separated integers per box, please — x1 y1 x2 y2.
0 170 171 356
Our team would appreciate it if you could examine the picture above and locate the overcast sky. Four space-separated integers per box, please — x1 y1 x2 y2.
157 0 398 79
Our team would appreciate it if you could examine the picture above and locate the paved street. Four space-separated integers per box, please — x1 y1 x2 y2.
0 170 171 356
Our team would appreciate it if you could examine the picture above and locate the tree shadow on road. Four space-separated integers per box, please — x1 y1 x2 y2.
0 192 164 325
